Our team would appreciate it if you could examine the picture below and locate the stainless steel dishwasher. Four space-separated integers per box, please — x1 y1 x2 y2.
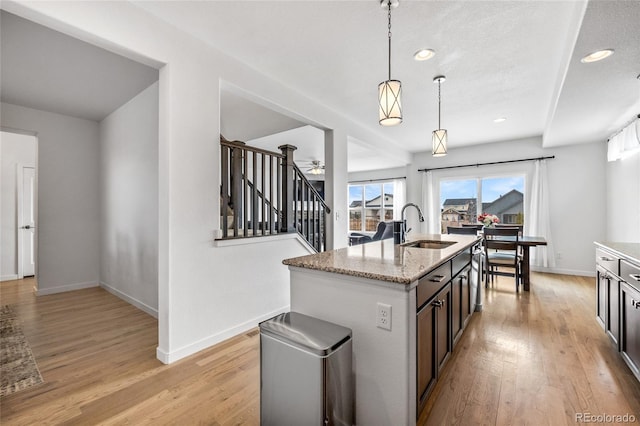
259 311 353 426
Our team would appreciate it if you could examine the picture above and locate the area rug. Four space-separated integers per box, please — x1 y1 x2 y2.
1 305 44 397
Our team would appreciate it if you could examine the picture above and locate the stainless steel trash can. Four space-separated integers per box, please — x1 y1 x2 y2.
259 311 353 426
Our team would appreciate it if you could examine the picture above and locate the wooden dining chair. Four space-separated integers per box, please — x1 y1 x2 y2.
447 226 478 235
483 227 522 292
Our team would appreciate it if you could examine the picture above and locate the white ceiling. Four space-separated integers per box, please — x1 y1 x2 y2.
0 11 159 122
135 0 640 155
2 1 639 172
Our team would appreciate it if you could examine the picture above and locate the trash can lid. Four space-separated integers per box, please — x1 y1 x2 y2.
259 312 352 357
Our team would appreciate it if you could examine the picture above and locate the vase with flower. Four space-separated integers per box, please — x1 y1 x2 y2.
478 213 500 228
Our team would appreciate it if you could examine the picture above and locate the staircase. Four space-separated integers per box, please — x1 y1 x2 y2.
219 136 331 252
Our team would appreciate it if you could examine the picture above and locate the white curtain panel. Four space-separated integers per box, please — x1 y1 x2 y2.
608 118 640 162
421 171 440 234
393 178 406 220
529 160 556 268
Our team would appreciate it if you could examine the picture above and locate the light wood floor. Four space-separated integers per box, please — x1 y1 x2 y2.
1 274 639 425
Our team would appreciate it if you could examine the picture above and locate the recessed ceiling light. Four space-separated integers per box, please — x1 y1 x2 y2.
414 49 435 61
494 117 507 123
580 49 614 63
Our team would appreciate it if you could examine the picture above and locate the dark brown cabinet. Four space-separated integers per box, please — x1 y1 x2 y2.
416 283 451 417
594 243 640 384
452 265 472 346
595 248 620 346
620 281 640 381
620 259 640 381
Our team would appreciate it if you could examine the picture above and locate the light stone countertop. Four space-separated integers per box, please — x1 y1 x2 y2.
283 233 481 285
594 241 640 266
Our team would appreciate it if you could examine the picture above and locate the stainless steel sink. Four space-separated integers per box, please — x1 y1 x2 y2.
402 240 456 249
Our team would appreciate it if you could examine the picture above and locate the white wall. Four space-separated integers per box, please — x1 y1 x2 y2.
1 0 406 363
0 102 100 293
606 150 640 243
409 137 606 276
99 82 159 316
0 131 37 281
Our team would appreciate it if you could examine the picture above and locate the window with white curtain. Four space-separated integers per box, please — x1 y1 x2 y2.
439 175 525 233
348 179 405 232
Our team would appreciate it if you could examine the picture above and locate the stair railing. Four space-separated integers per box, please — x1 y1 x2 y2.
220 136 331 252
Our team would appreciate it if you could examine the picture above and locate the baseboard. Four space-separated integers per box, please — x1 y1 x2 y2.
531 266 595 277
99 281 158 318
156 305 290 364
36 280 98 296
1 274 19 282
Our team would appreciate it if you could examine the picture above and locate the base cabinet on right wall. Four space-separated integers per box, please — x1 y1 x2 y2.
595 242 640 383
620 259 640 381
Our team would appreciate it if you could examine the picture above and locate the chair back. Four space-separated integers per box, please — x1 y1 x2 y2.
447 226 478 235
494 223 523 235
370 221 387 241
461 224 484 230
483 227 519 252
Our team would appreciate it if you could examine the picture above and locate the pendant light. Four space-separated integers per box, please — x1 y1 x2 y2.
378 0 402 126
432 75 447 157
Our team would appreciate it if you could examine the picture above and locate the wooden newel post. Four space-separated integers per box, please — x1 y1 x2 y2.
230 140 245 229
279 144 297 233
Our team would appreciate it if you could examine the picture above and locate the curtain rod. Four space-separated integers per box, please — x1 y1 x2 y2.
608 114 640 141
418 156 555 173
348 176 406 184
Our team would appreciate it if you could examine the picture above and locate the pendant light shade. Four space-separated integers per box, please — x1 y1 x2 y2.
379 79 402 126
378 0 402 126
432 75 447 157
432 129 448 157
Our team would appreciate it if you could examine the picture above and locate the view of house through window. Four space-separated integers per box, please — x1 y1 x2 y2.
440 175 525 233
349 182 395 232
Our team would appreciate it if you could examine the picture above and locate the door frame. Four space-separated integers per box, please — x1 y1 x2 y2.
17 162 37 279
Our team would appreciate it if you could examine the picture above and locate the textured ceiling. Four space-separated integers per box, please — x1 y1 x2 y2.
2 1 639 172
134 0 639 155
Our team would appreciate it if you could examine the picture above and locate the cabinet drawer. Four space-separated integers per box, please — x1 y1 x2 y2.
452 249 471 278
621 259 640 292
417 263 451 309
596 248 619 275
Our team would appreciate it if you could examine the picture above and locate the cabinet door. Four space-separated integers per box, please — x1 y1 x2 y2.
417 301 436 414
596 266 607 330
620 282 640 381
452 275 462 346
436 285 452 373
606 276 620 347
461 266 472 326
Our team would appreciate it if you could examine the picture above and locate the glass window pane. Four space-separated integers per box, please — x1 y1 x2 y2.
383 183 394 207
481 176 525 225
349 185 363 208
365 209 381 231
440 179 478 233
349 210 362 232
364 184 382 208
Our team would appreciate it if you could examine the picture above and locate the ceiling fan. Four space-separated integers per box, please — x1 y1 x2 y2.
306 160 325 175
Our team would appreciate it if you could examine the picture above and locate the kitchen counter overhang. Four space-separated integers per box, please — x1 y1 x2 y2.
283 233 481 286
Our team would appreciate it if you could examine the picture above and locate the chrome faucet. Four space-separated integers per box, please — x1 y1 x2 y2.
400 203 425 242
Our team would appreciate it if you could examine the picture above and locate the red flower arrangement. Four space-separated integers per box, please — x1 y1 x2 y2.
478 213 500 227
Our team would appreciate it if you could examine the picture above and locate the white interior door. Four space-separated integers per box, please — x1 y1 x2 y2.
20 166 36 277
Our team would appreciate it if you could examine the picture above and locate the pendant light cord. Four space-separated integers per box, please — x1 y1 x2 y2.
387 1 392 80
438 80 441 129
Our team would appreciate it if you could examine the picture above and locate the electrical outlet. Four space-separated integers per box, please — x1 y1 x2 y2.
377 303 392 331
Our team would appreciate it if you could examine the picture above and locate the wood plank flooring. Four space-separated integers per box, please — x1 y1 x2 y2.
1 273 639 425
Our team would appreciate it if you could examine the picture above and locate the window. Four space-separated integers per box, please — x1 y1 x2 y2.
440 175 524 233
349 181 398 232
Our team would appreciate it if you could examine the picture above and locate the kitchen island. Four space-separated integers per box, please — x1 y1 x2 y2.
283 234 482 425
